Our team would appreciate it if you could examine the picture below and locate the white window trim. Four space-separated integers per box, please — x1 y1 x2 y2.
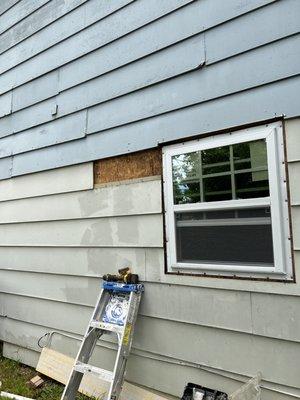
162 122 293 280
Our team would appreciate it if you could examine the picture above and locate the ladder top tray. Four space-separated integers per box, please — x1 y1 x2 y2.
102 282 144 293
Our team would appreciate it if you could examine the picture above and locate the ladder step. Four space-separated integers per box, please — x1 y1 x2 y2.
90 320 124 334
74 362 113 382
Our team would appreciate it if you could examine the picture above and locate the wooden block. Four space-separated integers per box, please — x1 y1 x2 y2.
29 375 44 388
36 348 169 400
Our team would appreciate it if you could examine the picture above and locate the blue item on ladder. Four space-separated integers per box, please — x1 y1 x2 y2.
102 281 144 293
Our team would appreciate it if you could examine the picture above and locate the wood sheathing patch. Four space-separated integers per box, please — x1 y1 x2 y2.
94 148 162 184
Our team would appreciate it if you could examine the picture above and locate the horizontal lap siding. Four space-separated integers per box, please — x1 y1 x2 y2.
0 179 162 222
10 77 300 176
0 165 299 398
0 1 299 398
0 0 88 54
1 0 299 178
1 296 300 393
1 270 300 343
0 215 163 247
0 163 93 201
0 0 135 75
0 0 20 17
0 34 298 139
0 0 49 35
0 0 192 91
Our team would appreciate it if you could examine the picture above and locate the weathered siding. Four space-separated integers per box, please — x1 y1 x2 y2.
0 0 299 178
0 0 300 398
0 119 300 399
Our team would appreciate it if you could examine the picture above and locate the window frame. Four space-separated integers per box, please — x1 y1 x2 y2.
162 122 293 280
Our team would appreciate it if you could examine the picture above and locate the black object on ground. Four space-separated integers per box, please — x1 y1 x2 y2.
181 382 228 400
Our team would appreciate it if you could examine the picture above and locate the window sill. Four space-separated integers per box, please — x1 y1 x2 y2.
168 263 293 282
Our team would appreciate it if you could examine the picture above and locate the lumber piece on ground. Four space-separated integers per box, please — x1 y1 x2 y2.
28 375 44 388
37 348 169 400
0 392 34 400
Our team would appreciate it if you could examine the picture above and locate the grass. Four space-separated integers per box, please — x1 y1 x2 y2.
0 356 93 400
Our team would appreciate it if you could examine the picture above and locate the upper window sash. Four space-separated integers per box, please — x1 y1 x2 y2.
164 125 273 167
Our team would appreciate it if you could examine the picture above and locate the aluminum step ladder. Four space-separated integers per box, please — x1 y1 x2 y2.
61 281 144 400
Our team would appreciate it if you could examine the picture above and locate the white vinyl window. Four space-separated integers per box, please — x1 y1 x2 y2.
163 123 293 280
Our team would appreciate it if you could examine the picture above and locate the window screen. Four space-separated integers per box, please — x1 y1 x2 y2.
175 207 274 265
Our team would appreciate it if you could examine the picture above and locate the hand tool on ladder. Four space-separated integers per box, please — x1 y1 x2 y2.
61 270 144 400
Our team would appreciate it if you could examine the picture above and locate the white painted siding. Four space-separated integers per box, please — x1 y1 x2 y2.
0 163 93 202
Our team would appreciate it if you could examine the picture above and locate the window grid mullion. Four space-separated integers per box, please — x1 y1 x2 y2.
199 151 204 202
229 145 236 200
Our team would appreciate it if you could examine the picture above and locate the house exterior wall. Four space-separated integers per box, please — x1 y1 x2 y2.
0 0 299 179
0 119 299 400
0 0 300 399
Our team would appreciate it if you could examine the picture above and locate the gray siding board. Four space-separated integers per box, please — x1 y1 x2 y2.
11 76 300 177
0 0 274 96
1 270 300 344
0 97 57 139
0 111 87 158
1 33 297 142
86 35 299 134
0 0 50 35
4 7 209 113
0 0 134 75
0 0 192 94
251 293 300 342
291 206 300 248
0 271 253 334
205 0 300 64
4 2 296 116
134 318 300 389
2 343 40 370
288 162 300 204
58 0 278 92
0 246 149 279
0 163 93 202
0 0 88 55
0 215 164 247
285 118 300 162
56 35 205 117
0 179 162 223
1 294 299 389
58 1 210 92
0 157 12 180
0 91 12 118
0 0 20 16
12 70 59 112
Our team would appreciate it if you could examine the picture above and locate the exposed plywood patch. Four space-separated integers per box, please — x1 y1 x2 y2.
94 148 162 185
